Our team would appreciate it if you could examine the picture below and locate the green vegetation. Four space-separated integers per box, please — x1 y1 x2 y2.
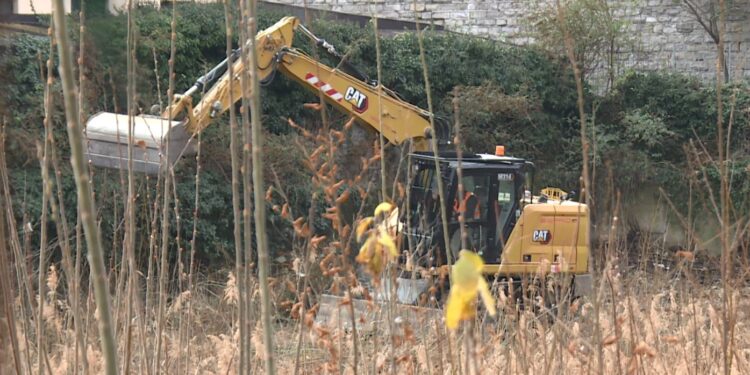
2 3 749 374
1 3 748 265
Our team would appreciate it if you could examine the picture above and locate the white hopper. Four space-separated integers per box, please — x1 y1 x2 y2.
84 112 195 175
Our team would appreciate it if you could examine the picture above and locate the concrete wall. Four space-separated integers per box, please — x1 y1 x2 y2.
108 0 218 14
14 0 71 14
266 0 750 82
109 0 156 13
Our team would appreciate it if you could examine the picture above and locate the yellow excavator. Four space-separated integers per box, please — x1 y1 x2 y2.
84 17 591 312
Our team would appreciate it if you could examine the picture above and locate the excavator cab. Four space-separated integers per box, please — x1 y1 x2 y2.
396 148 592 306
402 151 533 270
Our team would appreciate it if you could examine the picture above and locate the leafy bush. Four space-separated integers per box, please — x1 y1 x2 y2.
0 34 61 165
5 3 748 266
594 71 750 215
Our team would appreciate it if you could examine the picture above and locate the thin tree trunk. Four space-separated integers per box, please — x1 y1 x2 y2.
51 0 118 372
73 4 89 372
236 0 252 371
0 122 22 375
154 1 179 373
414 17 453 268
555 1 596 373
36 24 55 374
715 1 733 374
123 1 138 372
246 0 275 372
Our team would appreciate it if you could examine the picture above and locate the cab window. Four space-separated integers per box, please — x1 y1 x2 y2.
409 167 440 223
495 172 516 233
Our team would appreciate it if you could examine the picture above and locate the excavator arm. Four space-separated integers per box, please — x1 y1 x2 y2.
276 47 434 150
168 17 299 133
169 16 435 149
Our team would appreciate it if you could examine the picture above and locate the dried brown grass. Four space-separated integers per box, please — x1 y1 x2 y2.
2 261 746 374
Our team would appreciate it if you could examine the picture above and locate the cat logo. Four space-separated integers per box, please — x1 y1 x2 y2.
344 87 368 113
532 229 551 244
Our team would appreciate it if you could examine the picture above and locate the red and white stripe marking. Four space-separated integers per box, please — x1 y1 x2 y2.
305 73 343 101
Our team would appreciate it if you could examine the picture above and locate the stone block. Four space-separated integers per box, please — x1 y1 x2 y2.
470 10 487 19
445 3 466 11
676 22 694 34
432 10 451 18
410 3 425 12
666 7 680 16
626 7 642 16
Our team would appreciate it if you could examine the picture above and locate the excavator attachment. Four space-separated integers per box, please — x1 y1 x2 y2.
392 277 431 305
315 206 438 328
85 112 195 175
314 291 441 333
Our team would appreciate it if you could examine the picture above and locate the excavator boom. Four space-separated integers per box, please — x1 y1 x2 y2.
84 16 437 174
277 48 433 149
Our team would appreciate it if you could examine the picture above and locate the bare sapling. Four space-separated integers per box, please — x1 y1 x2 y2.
50 0 118 373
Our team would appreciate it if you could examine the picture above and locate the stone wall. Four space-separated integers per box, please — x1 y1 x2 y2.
267 0 750 82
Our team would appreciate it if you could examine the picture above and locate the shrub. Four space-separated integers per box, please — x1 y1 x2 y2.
11 3 747 265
